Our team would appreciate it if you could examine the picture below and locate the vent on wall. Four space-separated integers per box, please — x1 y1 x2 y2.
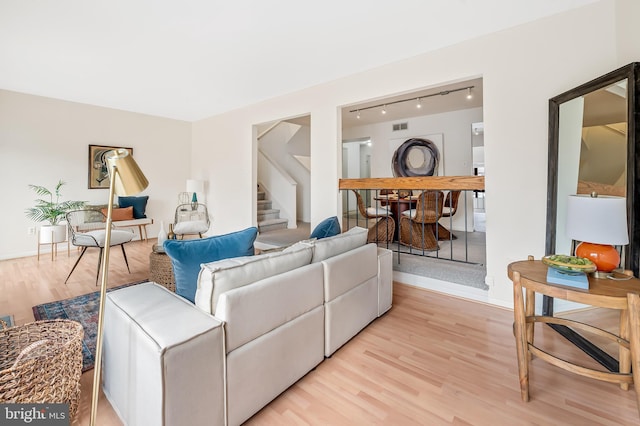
392 122 408 131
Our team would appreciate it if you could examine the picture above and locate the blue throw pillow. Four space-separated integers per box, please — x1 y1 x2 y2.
118 196 149 219
163 227 258 303
309 216 341 239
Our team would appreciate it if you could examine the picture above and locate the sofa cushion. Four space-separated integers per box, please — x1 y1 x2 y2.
215 261 323 353
173 220 208 235
310 226 368 263
309 216 341 239
322 243 378 302
118 195 149 219
195 243 313 315
164 227 258 303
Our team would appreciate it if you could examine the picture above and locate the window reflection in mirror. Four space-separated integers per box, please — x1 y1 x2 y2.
554 79 628 255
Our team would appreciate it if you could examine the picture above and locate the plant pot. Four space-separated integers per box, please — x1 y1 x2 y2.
39 224 67 244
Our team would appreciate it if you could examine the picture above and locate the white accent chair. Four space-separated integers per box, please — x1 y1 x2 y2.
65 209 134 285
173 203 210 239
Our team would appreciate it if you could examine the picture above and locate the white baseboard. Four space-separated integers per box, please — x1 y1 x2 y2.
394 271 494 305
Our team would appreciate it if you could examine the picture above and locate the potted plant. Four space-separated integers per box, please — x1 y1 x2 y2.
25 180 86 243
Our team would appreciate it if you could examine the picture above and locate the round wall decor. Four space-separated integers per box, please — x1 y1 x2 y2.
392 138 440 177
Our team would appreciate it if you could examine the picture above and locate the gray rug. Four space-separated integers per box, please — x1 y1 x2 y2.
256 222 310 247
392 252 488 290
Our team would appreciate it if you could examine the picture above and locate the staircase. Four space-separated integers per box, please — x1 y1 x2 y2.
257 189 288 232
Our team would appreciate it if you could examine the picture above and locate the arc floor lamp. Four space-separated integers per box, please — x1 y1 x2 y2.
90 149 148 426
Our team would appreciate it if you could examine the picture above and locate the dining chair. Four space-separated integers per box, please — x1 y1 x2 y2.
65 209 134 285
438 190 462 240
352 190 395 244
398 191 444 251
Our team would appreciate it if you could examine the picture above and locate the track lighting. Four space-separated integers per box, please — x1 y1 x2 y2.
348 85 475 116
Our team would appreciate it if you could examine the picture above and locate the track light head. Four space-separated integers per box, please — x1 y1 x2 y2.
416 98 422 109
466 87 473 100
381 105 387 115
356 110 360 119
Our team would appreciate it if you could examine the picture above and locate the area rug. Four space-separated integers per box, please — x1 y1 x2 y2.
32 280 147 372
0 314 14 328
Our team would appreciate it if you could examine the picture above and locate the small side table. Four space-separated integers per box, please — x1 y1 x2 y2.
149 245 175 292
508 257 640 416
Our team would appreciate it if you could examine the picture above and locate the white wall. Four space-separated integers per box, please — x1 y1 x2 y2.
259 122 311 222
191 1 634 308
343 107 482 178
342 108 482 231
0 89 192 259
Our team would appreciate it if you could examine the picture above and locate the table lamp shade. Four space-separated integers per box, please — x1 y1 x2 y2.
565 194 628 245
565 194 628 274
105 149 149 195
186 179 204 195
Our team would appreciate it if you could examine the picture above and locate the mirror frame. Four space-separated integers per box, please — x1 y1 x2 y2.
546 62 640 275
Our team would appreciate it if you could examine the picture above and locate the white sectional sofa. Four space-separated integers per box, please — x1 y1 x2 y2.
102 227 393 426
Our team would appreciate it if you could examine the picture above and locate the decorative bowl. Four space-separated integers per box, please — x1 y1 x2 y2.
541 254 597 274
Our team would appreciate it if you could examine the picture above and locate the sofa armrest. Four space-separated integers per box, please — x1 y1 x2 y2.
377 247 393 316
103 282 226 426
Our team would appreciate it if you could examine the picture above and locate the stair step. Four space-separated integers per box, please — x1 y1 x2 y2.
257 200 272 210
257 208 280 221
258 218 288 233
257 191 265 201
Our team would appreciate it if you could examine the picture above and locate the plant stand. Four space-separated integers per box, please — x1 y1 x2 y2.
37 227 69 261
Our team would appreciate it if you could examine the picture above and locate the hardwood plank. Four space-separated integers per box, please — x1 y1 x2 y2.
1 241 638 425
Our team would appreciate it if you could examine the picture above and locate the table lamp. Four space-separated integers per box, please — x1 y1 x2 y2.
90 149 148 426
186 179 205 210
565 193 628 278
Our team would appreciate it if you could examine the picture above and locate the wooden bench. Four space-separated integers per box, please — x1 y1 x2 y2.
80 205 154 242
113 218 154 241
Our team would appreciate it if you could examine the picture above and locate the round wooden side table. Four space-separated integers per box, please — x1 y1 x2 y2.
149 245 175 292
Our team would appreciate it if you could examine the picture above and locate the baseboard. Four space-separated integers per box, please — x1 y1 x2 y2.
393 271 492 305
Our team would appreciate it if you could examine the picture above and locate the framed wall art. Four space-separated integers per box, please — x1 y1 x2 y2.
88 145 133 189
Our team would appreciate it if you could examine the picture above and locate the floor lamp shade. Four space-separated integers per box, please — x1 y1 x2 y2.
105 149 149 195
90 149 148 426
565 194 628 273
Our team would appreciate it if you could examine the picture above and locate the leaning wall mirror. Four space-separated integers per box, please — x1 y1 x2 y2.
546 62 640 276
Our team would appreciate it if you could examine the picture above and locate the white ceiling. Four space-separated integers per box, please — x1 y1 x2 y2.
0 0 597 121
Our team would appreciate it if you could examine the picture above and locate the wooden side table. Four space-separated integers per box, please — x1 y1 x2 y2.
149 245 175 292
508 257 640 416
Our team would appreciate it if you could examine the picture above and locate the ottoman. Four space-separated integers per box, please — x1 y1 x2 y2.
102 282 225 426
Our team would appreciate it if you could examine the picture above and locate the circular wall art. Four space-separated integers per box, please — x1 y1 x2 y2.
392 138 440 177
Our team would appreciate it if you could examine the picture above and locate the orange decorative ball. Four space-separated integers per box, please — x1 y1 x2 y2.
575 242 620 273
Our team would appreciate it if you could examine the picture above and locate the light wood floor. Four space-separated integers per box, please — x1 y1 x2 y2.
1 240 639 425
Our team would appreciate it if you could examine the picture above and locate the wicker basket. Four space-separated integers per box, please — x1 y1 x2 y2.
150 251 176 292
0 320 83 419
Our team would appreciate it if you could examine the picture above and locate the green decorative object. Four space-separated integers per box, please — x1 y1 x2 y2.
25 180 86 225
